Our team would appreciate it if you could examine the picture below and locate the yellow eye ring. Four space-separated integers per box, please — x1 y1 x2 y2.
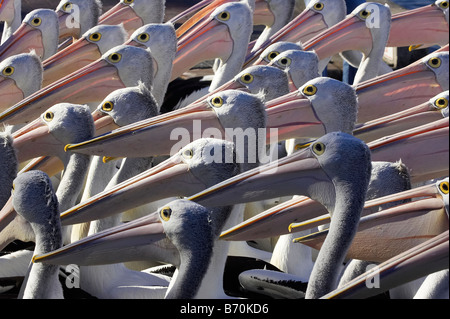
137 32 150 43
44 111 54 122
439 181 449 194
123 0 134 4
30 17 42 27
62 2 73 12
102 101 114 112
439 1 449 9
217 11 230 21
313 2 324 11
108 52 122 63
302 84 318 96
182 149 193 159
428 57 442 68
267 51 280 61
89 32 102 42
359 9 371 19
240 73 254 84
211 96 224 108
160 207 172 221
2 66 14 76
278 57 292 67
312 142 325 156
434 97 448 109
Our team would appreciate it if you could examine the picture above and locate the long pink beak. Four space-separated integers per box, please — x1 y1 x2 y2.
98 1 143 35
355 51 448 123
388 4 449 48
42 37 103 87
0 23 44 61
322 230 449 299
0 56 126 126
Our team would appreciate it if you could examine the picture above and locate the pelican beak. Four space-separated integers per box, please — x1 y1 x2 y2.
303 14 374 60
172 12 233 81
11 117 66 163
91 109 121 136
244 7 329 67
354 97 448 143
98 1 143 35
19 155 64 178
368 117 449 184
57 9 79 40
34 211 166 266
190 145 326 208
0 197 16 250
0 23 44 60
0 57 126 125
42 37 102 87
265 91 326 142
0 76 24 112
295 195 448 263
322 230 449 299
388 4 449 48
355 53 448 123
59 153 206 225
220 196 327 241
64 99 224 158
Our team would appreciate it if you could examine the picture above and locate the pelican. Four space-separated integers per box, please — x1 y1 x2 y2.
125 23 177 107
250 40 303 67
42 24 128 87
11 170 63 299
0 9 59 61
0 44 154 125
0 52 43 113
56 0 102 42
0 131 17 209
99 0 166 36
172 1 253 89
0 0 21 44
244 0 347 66
1 103 95 249
303 2 392 84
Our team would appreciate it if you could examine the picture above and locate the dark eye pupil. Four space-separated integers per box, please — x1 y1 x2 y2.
34 18 40 24
438 99 445 105
244 75 251 81
431 58 439 65
443 184 449 191
92 34 99 39
139 34 147 41
307 86 313 92
5 67 11 73
214 98 220 104
111 54 119 61
281 59 288 64
221 13 228 19
315 144 322 152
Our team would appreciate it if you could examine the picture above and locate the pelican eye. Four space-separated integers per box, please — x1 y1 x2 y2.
62 2 73 12
137 33 150 43
312 142 325 156
182 149 193 159
89 32 102 42
278 57 292 67
211 96 224 108
439 1 449 9
240 73 254 84
439 181 449 194
359 9 371 19
30 17 42 27
302 84 318 96
160 207 172 221
428 57 442 68
434 97 448 109
2 66 14 76
267 51 279 61
218 11 230 21
313 2 324 11
102 101 114 112
108 53 122 63
44 111 54 122
123 0 134 4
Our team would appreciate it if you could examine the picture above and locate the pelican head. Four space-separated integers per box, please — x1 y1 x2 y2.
56 0 102 40
0 9 59 60
250 41 304 66
0 44 154 125
43 24 128 87
0 52 43 112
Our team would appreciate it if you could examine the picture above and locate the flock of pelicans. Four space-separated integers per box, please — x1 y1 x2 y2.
0 0 448 300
